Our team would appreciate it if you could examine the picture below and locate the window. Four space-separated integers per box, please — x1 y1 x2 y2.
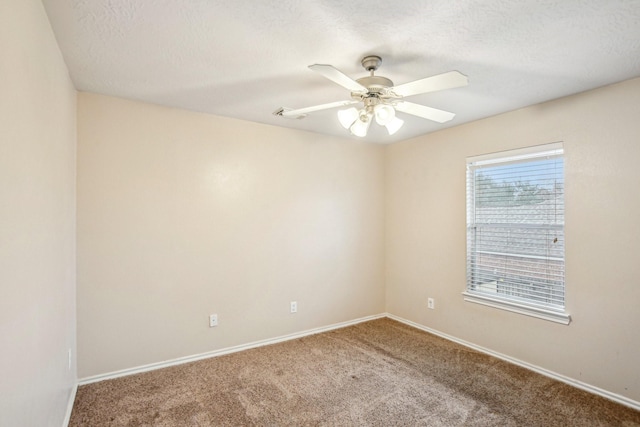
464 143 570 324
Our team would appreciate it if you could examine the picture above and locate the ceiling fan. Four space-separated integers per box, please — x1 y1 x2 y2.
274 55 468 137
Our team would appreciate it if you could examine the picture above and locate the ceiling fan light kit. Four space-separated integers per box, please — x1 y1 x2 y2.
339 94 404 136
338 102 404 136
275 55 468 138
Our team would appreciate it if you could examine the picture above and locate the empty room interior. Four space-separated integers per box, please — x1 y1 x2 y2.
3 0 640 425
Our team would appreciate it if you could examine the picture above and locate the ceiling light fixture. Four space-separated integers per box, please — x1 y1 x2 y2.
338 102 404 137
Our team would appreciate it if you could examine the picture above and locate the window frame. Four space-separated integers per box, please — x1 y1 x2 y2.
463 142 571 325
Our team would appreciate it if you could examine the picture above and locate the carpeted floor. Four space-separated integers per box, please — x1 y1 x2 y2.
70 318 640 426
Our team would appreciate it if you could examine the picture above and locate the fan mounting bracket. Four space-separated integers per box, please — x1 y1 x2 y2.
361 55 382 72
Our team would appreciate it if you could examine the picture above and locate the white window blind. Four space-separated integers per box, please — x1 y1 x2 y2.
465 143 570 324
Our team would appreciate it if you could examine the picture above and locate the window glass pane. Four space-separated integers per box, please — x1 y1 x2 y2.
466 147 565 312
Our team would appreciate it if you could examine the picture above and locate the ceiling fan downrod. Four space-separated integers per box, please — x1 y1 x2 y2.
355 55 394 94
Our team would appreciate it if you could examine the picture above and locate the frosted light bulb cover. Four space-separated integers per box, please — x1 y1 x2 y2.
385 116 404 135
374 104 395 126
350 114 371 137
337 108 359 129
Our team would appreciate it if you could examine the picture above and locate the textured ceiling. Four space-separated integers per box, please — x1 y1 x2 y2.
42 0 640 143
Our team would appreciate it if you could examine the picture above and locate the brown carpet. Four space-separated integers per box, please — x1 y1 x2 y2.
70 318 640 426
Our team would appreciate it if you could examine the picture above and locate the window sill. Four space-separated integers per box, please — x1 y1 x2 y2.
462 291 571 325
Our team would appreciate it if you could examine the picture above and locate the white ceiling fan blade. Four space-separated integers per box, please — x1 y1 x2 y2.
308 64 368 92
279 100 358 117
390 71 468 98
394 101 456 123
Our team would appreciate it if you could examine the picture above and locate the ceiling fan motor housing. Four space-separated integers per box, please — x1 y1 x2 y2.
356 75 394 92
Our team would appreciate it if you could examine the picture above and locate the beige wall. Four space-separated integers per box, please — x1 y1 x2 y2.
77 93 386 378
386 77 640 403
0 0 77 425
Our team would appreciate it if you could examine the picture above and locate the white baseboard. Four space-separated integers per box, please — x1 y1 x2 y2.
75 312 640 413
62 382 77 427
78 313 386 385
385 313 640 412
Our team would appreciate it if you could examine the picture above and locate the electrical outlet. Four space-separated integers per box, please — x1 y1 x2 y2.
290 301 297 313
209 314 218 327
427 298 435 310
